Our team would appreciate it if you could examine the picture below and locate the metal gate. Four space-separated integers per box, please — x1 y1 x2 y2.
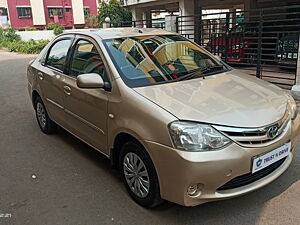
111 5 300 89
112 18 165 29
176 5 300 89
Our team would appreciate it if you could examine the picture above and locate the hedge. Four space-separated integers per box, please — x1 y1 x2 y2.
0 28 49 54
46 22 64 35
0 39 50 54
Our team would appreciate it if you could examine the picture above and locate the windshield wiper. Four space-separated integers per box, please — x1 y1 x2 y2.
178 65 225 81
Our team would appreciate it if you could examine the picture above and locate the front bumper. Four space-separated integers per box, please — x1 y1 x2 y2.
143 116 300 206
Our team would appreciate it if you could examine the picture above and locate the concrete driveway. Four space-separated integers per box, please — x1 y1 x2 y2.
0 50 300 225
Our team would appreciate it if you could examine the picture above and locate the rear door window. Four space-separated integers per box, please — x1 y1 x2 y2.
46 39 72 72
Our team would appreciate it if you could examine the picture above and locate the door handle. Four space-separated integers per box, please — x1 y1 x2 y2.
37 72 43 80
63 85 71 95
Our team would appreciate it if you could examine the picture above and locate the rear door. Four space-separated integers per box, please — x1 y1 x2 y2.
37 35 74 126
62 35 110 154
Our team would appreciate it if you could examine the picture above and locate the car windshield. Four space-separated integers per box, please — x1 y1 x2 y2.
103 35 227 87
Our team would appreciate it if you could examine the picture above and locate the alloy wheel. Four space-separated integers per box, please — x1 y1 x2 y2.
123 152 150 198
36 102 46 129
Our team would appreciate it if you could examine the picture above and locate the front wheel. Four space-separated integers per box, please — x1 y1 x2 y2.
119 141 163 208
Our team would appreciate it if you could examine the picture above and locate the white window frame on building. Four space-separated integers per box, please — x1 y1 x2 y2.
0 6 9 26
48 7 64 18
16 6 32 19
65 6 72 13
84 7 90 17
0 7 8 16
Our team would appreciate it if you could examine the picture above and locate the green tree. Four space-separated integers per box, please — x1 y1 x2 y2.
86 15 99 28
98 0 132 27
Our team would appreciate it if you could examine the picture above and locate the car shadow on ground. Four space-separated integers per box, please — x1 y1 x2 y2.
54 126 300 225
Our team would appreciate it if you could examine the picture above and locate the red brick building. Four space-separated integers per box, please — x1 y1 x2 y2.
0 0 99 29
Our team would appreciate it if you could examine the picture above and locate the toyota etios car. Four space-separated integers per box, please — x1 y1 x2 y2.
27 28 300 207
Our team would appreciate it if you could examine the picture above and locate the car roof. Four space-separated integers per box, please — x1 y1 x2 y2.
63 27 176 40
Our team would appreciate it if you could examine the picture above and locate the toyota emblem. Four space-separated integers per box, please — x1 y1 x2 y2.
267 126 279 139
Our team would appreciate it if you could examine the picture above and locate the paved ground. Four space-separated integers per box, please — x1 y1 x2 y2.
0 50 300 225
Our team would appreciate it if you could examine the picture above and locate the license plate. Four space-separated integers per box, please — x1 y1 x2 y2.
252 142 291 174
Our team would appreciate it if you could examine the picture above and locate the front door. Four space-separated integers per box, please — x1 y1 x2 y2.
62 36 109 153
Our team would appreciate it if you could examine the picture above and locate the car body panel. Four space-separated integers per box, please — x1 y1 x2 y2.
134 69 287 128
144 114 300 206
30 34 75 127
107 78 176 151
26 28 300 207
38 68 66 125
65 27 174 40
62 74 109 153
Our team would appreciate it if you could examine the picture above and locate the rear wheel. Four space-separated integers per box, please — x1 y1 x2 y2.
119 141 162 208
34 97 57 134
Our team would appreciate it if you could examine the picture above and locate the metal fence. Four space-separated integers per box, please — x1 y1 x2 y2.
111 5 300 89
111 18 165 29
177 5 300 89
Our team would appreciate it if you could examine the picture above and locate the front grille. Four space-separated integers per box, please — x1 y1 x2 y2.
213 110 290 147
217 157 286 191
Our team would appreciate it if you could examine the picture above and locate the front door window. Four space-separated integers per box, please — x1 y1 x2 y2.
70 39 108 82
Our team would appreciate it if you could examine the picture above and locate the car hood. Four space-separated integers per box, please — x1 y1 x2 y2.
133 70 288 128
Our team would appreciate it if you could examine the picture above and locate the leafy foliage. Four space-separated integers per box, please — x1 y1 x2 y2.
98 0 132 27
0 28 49 54
53 25 64 35
85 15 99 28
22 27 38 31
0 39 49 54
46 22 65 35
0 28 21 42
46 22 58 30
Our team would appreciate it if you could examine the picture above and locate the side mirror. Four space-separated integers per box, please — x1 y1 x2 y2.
76 73 104 89
40 58 46 66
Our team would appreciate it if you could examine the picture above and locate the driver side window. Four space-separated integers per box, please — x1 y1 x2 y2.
70 39 107 80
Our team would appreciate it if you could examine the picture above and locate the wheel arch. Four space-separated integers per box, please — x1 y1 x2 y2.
110 132 140 169
110 132 155 171
32 90 41 109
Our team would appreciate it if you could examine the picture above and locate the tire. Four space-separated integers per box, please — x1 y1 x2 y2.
119 141 163 208
34 97 57 134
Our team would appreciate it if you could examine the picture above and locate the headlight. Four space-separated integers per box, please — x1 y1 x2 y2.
168 121 232 152
287 95 298 120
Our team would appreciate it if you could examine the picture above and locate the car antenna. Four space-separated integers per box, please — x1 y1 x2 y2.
138 29 143 33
